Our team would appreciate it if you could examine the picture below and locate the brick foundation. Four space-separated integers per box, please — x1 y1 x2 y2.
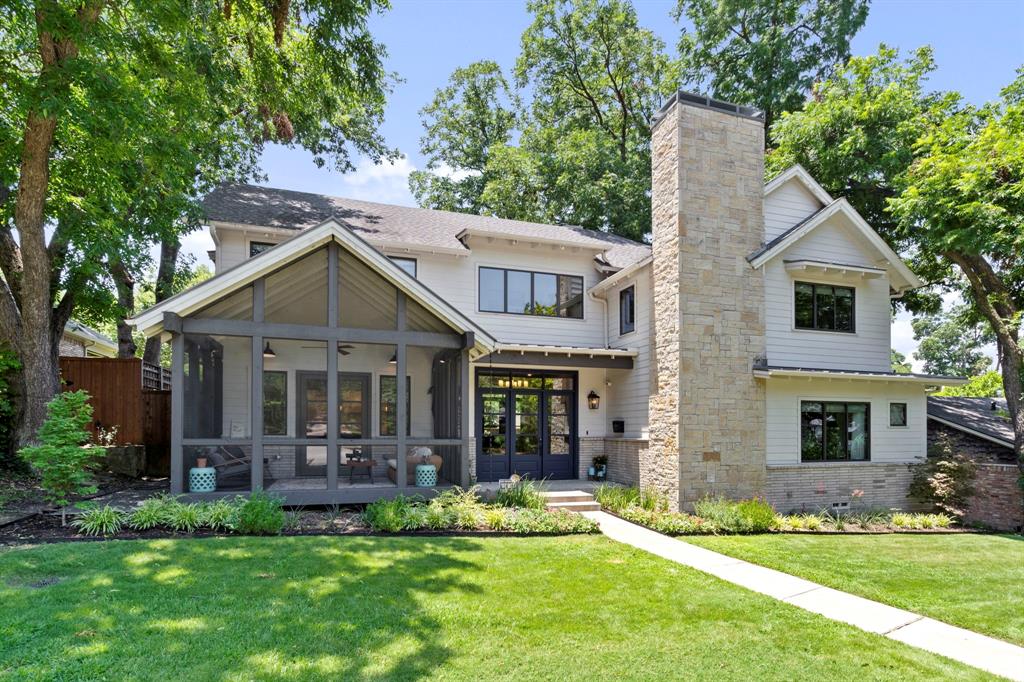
765 463 923 514
604 438 645 486
579 437 604 479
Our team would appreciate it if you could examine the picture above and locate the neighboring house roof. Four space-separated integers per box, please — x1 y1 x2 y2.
746 197 923 295
203 183 651 270
752 364 966 386
63 320 117 357
128 218 499 354
763 164 833 206
927 397 1014 449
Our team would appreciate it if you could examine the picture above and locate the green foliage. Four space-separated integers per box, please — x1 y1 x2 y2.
70 504 124 537
127 495 177 530
909 434 977 517
0 347 21 469
673 0 870 139
619 506 709 535
235 492 286 536
693 496 777 533
202 498 240 532
911 306 994 376
430 487 487 529
891 349 913 374
494 479 545 510
891 512 953 530
17 391 105 522
595 485 668 513
506 508 598 534
167 503 204 533
363 495 422 533
935 371 1005 398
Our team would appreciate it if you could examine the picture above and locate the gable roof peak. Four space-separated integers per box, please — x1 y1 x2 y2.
764 164 833 206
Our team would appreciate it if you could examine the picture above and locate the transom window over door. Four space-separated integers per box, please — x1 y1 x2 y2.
800 401 870 461
478 267 584 318
794 281 854 332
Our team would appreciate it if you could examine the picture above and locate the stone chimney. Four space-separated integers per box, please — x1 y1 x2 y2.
643 92 767 511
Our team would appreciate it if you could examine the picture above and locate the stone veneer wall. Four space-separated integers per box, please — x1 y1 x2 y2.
928 421 1022 531
59 335 86 357
646 97 767 511
604 438 646 486
765 463 922 514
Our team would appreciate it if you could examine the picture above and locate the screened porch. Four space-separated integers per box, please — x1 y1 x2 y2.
167 239 473 504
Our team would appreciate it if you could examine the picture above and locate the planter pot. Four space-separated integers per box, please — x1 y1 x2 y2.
588 466 596 477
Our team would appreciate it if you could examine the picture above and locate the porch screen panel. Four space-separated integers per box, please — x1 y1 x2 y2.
337 342 397 486
408 344 462 487
265 249 328 325
183 334 251 439
338 249 397 330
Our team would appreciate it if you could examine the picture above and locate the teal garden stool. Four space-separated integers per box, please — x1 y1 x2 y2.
414 463 437 488
189 466 217 493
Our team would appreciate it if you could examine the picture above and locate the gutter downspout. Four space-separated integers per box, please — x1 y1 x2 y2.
589 289 609 349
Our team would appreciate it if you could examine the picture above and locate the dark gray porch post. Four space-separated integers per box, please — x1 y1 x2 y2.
396 292 407 491
326 241 339 490
460 347 471 487
170 332 184 494
251 279 265 491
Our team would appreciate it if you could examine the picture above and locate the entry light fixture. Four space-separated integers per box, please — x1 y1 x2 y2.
388 353 397 364
587 390 600 410
262 342 276 358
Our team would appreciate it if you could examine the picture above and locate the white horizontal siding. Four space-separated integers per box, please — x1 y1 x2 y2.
764 180 822 242
765 377 928 465
764 216 892 372
604 267 652 438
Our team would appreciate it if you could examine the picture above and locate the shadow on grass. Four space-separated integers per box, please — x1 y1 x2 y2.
0 536 485 681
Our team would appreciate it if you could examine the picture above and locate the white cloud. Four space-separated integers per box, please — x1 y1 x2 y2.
336 156 418 206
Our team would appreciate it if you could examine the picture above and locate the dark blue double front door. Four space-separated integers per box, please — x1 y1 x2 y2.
476 371 576 482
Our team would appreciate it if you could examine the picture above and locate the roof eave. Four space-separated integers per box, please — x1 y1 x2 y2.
752 367 968 385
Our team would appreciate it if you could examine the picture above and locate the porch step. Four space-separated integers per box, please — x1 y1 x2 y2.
542 490 600 512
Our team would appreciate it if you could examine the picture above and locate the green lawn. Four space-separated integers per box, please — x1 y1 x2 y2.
685 533 1024 647
0 536 994 680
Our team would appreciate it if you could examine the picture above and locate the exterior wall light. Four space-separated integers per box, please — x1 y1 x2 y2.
262 342 276 358
587 390 600 410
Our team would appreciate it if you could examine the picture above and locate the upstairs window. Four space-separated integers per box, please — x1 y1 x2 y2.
249 241 276 257
619 285 635 335
389 256 417 278
479 267 583 318
795 281 854 332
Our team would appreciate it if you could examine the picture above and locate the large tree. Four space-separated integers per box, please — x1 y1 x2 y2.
911 306 994 377
673 0 869 142
0 1 393 447
770 46 1024 473
412 0 678 242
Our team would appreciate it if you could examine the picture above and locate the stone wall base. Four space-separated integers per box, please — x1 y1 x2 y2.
604 438 646 486
765 462 925 514
965 463 1023 532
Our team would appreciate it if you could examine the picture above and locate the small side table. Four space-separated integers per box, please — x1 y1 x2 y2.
346 458 374 484
415 463 437 488
189 466 216 493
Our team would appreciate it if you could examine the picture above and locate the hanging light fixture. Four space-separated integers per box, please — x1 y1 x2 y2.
263 341 276 358
388 353 397 364
587 390 600 410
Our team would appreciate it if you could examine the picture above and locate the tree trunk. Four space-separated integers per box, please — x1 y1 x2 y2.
111 261 137 358
142 238 180 365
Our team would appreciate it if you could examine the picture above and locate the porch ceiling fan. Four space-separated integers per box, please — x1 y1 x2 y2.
299 342 356 356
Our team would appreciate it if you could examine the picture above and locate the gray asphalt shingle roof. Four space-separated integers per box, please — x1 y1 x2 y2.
203 183 651 269
927 397 1014 450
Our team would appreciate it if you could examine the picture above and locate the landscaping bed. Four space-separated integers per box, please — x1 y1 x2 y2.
594 485 970 535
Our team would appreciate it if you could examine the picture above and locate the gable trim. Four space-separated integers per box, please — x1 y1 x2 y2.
128 219 497 350
764 164 833 206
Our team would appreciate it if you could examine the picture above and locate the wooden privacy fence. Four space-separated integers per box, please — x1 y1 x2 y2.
59 357 171 475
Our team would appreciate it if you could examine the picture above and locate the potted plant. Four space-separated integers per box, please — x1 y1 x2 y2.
592 455 608 481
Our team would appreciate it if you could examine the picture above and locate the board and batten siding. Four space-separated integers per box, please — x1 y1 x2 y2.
763 216 892 373
604 267 653 439
764 179 822 242
765 377 928 466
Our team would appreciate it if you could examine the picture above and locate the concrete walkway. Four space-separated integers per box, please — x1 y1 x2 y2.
583 510 1024 681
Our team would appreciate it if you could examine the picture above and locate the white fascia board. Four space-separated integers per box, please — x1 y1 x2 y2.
212 220 469 257
493 343 638 357
752 367 967 386
588 255 653 297
763 164 833 206
456 227 610 252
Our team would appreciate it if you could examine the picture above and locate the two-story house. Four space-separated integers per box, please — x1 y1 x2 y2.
129 91 963 511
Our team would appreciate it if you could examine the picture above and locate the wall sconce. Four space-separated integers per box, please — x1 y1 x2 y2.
262 341 276 358
388 353 397 364
587 390 600 410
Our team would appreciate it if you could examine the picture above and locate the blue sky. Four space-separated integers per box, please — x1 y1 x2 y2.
185 0 1024 369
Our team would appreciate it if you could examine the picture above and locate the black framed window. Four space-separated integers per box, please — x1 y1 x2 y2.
478 267 584 318
249 241 276 257
262 371 287 435
380 375 411 436
889 402 908 427
801 401 870 462
619 285 635 335
389 256 417 277
795 281 855 332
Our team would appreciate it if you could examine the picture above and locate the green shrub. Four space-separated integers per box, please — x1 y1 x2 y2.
734 498 777 532
0 346 21 471
693 496 776 533
71 504 124 536
424 502 455 530
431 487 487 529
18 390 105 525
494 478 545 510
507 508 598 534
891 512 914 529
803 514 822 531
127 495 176 530
484 507 510 531
202 498 240 531
845 509 891 529
909 432 976 518
402 506 428 531
167 503 203 533
235 491 286 535
594 485 667 513
619 506 710 535
363 495 420 532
